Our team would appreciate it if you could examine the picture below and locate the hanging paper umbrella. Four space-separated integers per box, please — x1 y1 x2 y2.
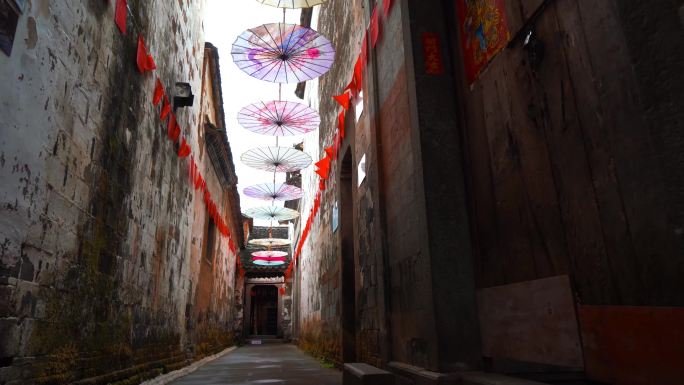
249 238 292 247
238 100 320 136
232 23 335 83
253 256 287 263
244 183 304 201
241 146 312 173
253 259 286 266
255 0 328 8
252 250 288 259
244 206 300 221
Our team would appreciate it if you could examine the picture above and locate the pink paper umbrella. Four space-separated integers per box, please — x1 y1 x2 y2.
252 250 288 259
238 100 320 136
232 23 335 83
244 183 304 202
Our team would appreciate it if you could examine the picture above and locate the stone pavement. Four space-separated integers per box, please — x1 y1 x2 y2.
169 343 342 385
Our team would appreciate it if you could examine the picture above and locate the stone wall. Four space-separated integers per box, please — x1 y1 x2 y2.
0 1 241 383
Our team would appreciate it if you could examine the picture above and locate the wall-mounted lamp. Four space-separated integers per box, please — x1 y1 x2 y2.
174 82 194 109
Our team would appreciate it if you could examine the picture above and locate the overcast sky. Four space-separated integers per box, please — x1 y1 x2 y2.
204 1 313 226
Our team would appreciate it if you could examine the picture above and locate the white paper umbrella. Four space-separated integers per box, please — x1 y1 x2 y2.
255 0 328 8
241 146 312 173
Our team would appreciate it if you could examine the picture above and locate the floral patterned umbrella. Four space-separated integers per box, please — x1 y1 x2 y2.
241 146 312 173
255 0 328 8
243 182 304 201
232 23 335 83
238 100 320 136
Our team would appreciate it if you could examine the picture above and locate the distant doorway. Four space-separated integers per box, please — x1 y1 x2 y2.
250 285 278 336
340 151 357 362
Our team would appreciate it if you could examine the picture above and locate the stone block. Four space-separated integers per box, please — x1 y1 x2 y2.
0 318 20 358
344 362 395 385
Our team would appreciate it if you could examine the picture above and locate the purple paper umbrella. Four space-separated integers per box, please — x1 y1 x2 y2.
244 183 304 201
231 23 335 83
238 100 320 136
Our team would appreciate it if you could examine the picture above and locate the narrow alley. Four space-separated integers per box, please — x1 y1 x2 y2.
169 344 341 385
1 1 683 385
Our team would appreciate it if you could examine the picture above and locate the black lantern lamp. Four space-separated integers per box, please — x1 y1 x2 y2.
174 82 194 109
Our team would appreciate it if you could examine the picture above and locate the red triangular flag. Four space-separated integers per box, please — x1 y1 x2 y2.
315 168 329 180
167 113 180 141
383 0 393 16
161 96 171 120
115 0 127 35
153 78 164 106
338 110 346 139
332 92 351 110
136 35 155 73
315 156 331 172
324 146 334 159
146 54 156 71
354 55 364 91
178 138 191 158
314 157 331 180
370 7 381 47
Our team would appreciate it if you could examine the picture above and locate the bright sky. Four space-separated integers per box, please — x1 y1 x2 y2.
204 0 313 227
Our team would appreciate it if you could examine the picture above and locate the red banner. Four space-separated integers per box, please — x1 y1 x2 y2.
457 0 509 84
422 32 444 75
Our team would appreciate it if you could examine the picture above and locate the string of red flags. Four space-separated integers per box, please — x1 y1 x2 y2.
285 0 395 280
108 0 241 275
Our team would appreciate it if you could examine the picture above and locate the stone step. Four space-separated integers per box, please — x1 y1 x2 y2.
246 335 285 344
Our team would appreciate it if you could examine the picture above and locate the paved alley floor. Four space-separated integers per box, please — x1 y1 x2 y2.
169 343 342 385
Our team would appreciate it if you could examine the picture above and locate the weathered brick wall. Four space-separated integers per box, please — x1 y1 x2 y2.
295 0 409 369
0 1 240 383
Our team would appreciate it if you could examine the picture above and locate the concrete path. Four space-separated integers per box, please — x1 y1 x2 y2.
169 343 342 385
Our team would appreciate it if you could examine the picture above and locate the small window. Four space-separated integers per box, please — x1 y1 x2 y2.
0 0 23 56
354 90 364 122
204 217 216 264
